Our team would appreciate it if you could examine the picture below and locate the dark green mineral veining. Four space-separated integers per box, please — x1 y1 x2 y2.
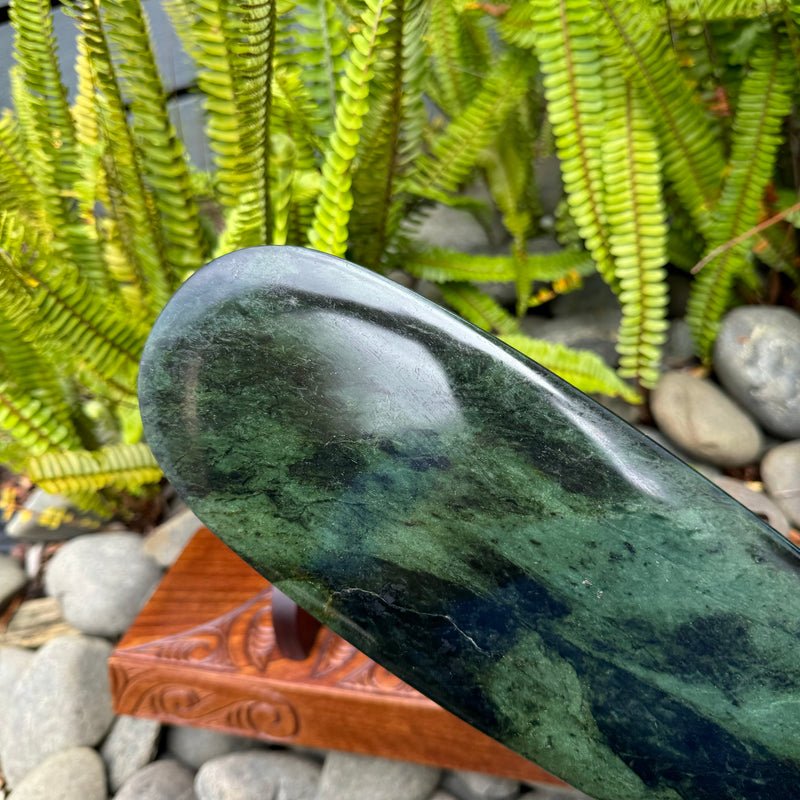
139 246 800 800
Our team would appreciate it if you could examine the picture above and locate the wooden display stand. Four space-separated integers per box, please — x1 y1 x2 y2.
110 527 567 786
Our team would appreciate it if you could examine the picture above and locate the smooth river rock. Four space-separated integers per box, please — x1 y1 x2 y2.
315 752 441 800
761 440 800 527
139 246 800 800
101 714 162 792
649 371 763 467
8 746 107 800
714 306 800 438
44 531 162 637
114 759 196 800
0 635 114 786
195 750 322 800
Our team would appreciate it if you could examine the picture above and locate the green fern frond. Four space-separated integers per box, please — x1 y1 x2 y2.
687 35 793 360
501 333 641 403
0 314 74 425
440 282 519 334
0 379 79 457
667 0 782 20
0 110 39 216
405 246 595 284
599 0 726 239
66 0 172 315
288 0 352 135
602 71 669 389
483 104 541 313
348 0 430 268
271 67 324 246
427 0 488 113
9 0 80 201
102 0 209 276
26 442 162 497
528 0 615 287
406 52 533 202
168 0 276 246
10 0 106 285
220 0 276 247
497 1 535 48
308 0 397 257
0 212 146 390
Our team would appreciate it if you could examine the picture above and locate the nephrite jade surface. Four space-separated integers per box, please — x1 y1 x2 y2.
139 246 800 800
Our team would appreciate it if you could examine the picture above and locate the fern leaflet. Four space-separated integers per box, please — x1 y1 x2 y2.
602 70 669 388
687 35 793 359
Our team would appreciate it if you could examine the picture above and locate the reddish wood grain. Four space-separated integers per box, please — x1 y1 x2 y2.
110 528 567 786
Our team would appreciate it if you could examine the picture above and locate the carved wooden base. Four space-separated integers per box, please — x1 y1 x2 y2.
110 528 567 785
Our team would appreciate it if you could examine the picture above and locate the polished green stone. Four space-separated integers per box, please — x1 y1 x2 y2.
139 246 800 800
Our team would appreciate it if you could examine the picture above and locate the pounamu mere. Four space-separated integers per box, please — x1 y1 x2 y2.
139 246 800 800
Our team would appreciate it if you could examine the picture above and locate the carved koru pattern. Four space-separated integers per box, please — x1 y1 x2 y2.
122 588 277 672
110 663 299 740
311 629 417 696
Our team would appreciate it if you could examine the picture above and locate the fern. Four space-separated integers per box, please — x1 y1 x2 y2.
599 0 726 238
289 0 352 135
527 0 615 287
66 0 173 317
308 0 397 257
26 442 162 496
101 0 209 276
0 110 40 218
0 381 79 460
439 282 519 334
169 0 276 250
502 333 641 403
427 0 488 113
404 246 595 284
602 70 669 388
347 4 408 268
687 35 794 359
406 52 533 206
667 0 782 20
0 212 146 391
10 0 106 286
482 104 542 313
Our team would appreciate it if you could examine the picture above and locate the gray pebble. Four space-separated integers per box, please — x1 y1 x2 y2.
166 724 258 770
8 746 107 800
114 759 197 800
0 645 34 711
443 769 520 799
650 371 763 467
143 507 202 567
0 552 26 609
0 635 114 786
195 750 321 800
44 532 162 637
429 793 460 800
761 440 800 527
101 715 162 792
316 752 441 800
714 306 800 438
711 476 790 536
